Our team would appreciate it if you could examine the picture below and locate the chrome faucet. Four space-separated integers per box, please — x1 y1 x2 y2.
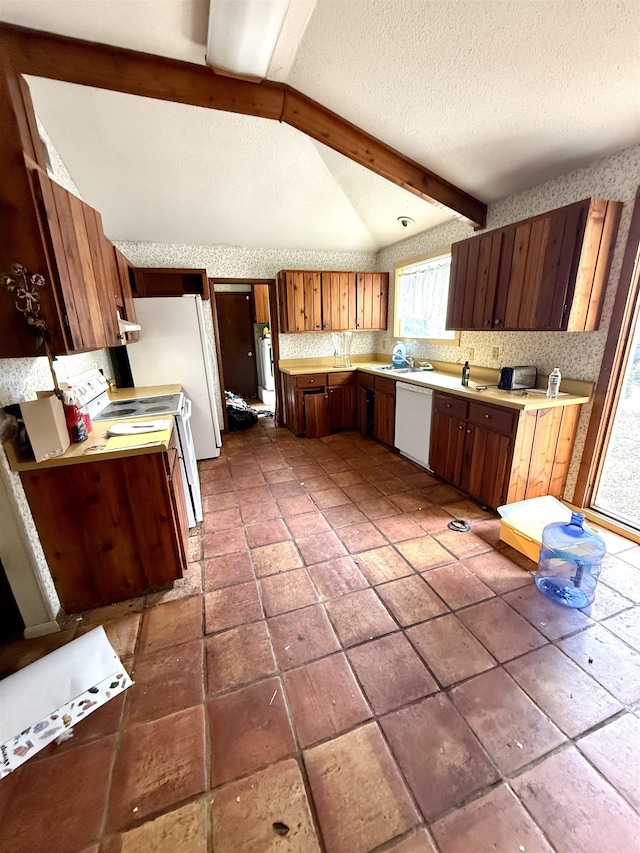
396 354 415 368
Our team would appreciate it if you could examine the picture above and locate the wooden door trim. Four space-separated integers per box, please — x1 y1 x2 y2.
574 186 640 507
209 289 229 434
0 23 486 228
209 278 281 429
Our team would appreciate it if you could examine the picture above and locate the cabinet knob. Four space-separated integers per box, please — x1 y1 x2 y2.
494 319 501 326
309 379 314 383
467 428 472 433
484 414 490 419
458 424 463 430
446 403 451 408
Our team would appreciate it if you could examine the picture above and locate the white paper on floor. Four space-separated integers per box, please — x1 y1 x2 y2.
0 626 133 778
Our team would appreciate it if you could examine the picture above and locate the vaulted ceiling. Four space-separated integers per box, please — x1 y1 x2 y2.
1 0 639 252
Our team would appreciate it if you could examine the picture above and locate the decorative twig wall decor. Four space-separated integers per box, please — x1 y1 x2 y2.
1 262 53 348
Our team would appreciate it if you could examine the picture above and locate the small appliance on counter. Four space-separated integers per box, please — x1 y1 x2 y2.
498 365 537 391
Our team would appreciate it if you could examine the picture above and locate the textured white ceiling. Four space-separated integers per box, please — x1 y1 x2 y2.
25 77 450 250
3 0 640 251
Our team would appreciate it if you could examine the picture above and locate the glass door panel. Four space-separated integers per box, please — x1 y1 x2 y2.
593 313 640 531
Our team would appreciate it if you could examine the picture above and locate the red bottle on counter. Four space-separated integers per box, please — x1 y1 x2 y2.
63 387 88 443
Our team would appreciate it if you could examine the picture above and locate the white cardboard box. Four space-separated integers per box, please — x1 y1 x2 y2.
21 392 70 462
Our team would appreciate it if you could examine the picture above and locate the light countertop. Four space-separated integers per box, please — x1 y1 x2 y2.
5 384 180 472
279 358 592 411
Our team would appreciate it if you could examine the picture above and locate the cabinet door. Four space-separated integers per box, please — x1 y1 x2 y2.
254 283 270 324
114 246 140 343
32 169 119 352
464 423 513 508
430 410 466 485
305 392 331 438
321 272 356 330
82 205 121 348
500 206 580 330
448 232 503 331
328 385 356 430
356 273 389 330
374 390 395 446
280 271 322 332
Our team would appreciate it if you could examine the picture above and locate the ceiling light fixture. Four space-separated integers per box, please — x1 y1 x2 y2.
397 216 415 228
206 0 292 79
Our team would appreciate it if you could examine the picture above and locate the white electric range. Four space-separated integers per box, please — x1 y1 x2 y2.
64 370 202 528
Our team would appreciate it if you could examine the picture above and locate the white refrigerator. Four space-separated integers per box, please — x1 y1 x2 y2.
127 295 222 459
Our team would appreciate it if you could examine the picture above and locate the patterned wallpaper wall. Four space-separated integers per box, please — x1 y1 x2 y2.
379 143 640 498
116 241 378 370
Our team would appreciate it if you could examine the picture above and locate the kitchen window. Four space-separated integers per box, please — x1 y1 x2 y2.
394 250 459 344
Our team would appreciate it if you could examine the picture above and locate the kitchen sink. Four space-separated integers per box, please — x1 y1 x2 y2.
378 365 422 373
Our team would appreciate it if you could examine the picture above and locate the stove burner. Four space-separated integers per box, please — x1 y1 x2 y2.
110 400 138 406
135 397 168 405
108 408 137 417
145 405 171 413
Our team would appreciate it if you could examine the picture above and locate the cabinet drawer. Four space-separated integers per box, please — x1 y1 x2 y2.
296 374 326 389
468 402 516 435
374 375 396 394
434 393 468 420
358 372 376 390
327 371 356 386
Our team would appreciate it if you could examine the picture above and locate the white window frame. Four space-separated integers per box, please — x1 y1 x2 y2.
393 248 460 346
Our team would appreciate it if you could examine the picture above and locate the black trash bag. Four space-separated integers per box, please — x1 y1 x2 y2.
225 391 259 432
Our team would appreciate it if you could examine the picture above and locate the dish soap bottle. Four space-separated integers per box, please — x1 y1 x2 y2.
461 361 470 386
547 367 561 398
392 341 407 368
535 512 605 608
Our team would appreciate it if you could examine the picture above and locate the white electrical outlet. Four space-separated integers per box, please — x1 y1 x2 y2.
468 347 475 361
492 346 500 360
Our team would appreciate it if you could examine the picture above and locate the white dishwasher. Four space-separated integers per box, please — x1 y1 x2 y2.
394 382 433 470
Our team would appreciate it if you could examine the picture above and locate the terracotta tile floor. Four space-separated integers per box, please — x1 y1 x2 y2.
1 419 640 852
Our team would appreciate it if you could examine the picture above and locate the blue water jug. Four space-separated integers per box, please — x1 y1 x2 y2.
535 512 606 609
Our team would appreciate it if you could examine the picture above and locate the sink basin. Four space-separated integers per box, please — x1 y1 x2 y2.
378 365 421 374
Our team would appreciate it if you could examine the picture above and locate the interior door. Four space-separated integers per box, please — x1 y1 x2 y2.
215 292 258 399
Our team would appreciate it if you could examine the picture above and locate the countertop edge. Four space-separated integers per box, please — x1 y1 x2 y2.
4 417 175 473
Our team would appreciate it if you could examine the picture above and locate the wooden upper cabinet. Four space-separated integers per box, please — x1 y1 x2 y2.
29 166 121 353
0 63 125 357
356 273 389 330
447 198 622 332
132 267 210 299
321 272 357 331
278 270 322 332
113 246 139 343
253 283 270 325
278 269 388 333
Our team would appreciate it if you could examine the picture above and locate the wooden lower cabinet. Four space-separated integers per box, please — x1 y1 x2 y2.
431 391 581 508
356 373 395 446
284 372 357 436
327 373 356 430
19 449 187 612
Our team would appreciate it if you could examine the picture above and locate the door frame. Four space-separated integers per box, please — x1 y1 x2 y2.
574 185 640 538
209 278 283 431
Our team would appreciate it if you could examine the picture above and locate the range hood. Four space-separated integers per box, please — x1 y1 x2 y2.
117 312 142 334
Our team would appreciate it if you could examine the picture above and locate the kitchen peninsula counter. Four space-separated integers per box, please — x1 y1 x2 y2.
4 383 188 612
5 384 182 472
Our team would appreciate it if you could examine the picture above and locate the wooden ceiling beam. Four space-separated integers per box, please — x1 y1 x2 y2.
0 23 487 227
